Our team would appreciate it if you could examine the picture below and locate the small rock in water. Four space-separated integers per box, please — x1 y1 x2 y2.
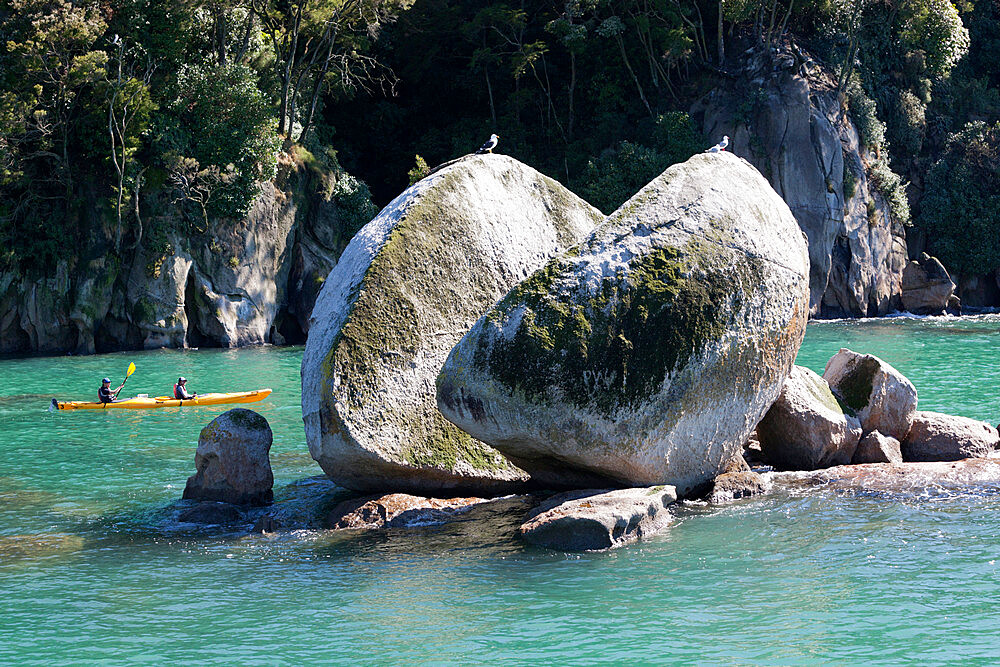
519 486 677 552
329 493 490 530
756 365 862 470
823 348 917 441
704 469 770 503
852 431 903 464
182 409 274 506
177 501 244 525
902 411 1000 462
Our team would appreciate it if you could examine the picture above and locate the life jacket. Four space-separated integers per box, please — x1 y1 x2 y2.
174 383 183 399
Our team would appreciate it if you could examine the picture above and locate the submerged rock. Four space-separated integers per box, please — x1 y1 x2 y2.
900 253 955 316
301 154 601 494
329 493 493 530
519 486 677 551
756 365 862 470
702 456 769 503
902 411 1000 462
438 152 810 494
852 431 903 464
823 349 917 441
182 409 274 506
177 501 245 525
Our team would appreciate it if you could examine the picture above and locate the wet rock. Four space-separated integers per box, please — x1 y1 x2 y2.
823 348 917 440
704 470 769 503
770 458 1000 496
902 411 1000 462
177 501 245 525
182 409 274 506
852 431 903 464
900 253 955 315
756 365 863 470
519 486 677 552
252 513 282 534
329 493 492 530
302 154 601 494
438 152 810 495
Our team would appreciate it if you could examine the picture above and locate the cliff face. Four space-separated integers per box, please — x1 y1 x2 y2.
0 152 356 355
692 47 908 318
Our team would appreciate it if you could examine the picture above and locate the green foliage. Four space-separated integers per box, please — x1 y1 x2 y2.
846 78 885 151
900 0 969 78
407 155 430 184
919 121 1000 276
160 62 280 219
885 89 926 161
581 112 703 214
868 155 911 226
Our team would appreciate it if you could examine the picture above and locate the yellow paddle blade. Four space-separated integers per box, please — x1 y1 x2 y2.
126 362 136 377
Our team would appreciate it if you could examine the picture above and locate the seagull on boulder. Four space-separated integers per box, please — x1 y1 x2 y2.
476 133 500 154
705 135 729 153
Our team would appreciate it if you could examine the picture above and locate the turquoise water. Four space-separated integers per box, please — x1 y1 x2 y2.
2 317 1000 663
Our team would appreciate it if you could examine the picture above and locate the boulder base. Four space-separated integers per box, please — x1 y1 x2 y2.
178 501 245 525
329 493 490 530
756 365 862 470
852 431 903 464
902 411 1000 462
438 152 810 495
519 486 677 551
823 349 917 440
182 409 274 506
771 458 1000 496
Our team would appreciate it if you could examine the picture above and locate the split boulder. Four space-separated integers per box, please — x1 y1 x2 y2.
823 349 917 441
900 253 955 316
301 154 602 494
756 365 863 470
437 152 810 495
182 409 274 506
902 411 1000 462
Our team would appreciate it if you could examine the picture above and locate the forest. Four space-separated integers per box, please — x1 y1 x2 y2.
1 0 998 282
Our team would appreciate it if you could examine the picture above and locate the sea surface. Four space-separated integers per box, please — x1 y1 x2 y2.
2 316 1000 664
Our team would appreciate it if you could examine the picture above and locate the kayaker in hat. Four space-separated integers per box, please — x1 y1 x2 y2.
174 377 197 400
98 377 125 403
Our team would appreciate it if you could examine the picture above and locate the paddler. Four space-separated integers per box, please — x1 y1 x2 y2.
98 377 124 403
174 377 197 400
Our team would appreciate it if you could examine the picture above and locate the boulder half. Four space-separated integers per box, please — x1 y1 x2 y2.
301 154 602 493
437 152 810 494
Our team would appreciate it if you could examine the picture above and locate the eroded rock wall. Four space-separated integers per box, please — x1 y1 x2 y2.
692 47 908 317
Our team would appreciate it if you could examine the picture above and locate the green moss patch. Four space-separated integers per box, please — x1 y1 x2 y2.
832 356 879 412
225 408 269 431
478 235 761 416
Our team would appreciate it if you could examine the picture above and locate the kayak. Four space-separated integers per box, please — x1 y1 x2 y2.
51 389 272 411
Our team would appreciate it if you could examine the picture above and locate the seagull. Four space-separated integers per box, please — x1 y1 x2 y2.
705 135 729 153
476 133 499 154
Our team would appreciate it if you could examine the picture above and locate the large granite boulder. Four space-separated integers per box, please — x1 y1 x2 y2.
823 349 918 440
902 411 1000 462
301 154 602 493
519 486 677 551
182 409 274 506
756 365 863 470
852 430 903 464
438 152 810 494
900 253 955 315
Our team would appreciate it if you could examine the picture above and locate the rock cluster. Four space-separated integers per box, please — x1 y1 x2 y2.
754 347 998 471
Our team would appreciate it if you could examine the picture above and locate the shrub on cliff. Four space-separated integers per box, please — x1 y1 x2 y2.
919 121 1000 277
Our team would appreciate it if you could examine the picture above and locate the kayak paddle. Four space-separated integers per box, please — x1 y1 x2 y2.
116 362 136 398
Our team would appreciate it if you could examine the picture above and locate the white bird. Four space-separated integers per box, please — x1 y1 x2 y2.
705 135 729 153
476 133 500 154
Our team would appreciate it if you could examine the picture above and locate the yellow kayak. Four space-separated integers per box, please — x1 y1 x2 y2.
51 389 272 411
